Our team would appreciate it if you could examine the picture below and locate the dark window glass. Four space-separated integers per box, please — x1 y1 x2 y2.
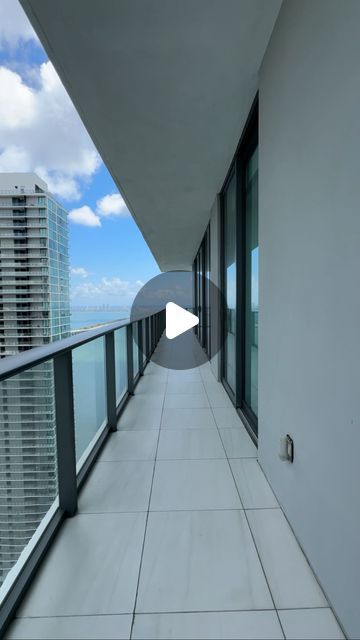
223 171 236 393
244 147 258 418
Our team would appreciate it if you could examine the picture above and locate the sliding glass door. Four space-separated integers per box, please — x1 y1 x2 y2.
223 171 237 396
221 99 258 437
196 251 202 345
204 227 211 355
244 147 259 421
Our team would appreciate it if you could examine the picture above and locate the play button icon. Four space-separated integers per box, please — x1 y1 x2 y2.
166 302 199 339
130 271 224 369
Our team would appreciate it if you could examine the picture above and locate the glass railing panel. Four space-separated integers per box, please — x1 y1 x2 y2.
114 327 127 405
72 336 106 463
0 361 58 587
132 322 139 377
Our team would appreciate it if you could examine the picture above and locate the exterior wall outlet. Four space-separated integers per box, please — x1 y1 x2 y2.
279 434 294 463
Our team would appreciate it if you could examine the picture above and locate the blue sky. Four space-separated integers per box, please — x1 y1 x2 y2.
0 0 160 306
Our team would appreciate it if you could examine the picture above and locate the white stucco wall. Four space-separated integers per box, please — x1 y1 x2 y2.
258 1 360 637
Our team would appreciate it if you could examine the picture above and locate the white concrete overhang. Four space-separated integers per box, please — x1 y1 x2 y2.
21 0 281 271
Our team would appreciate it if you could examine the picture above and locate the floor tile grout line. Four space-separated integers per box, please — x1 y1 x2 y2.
15 613 133 621
129 340 168 640
116 427 252 432
201 368 287 640
151 456 256 461
97 456 257 462
118 429 245 432
77 507 284 516
15 603 333 622
131 603 333 616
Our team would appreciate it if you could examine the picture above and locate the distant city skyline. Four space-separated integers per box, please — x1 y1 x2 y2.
0 0 160 307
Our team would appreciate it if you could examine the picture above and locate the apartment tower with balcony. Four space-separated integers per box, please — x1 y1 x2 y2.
0 173 70 585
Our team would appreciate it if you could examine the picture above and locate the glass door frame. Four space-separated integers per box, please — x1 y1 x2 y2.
198 245 205 347
220 96 259 439
193 225 211 357
204 225 211 356
221 166 237 404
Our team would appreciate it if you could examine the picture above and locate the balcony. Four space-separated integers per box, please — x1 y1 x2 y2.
0 315 344 640
1 0 359 635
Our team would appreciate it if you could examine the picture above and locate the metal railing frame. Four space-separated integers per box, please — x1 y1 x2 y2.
0 308 165 636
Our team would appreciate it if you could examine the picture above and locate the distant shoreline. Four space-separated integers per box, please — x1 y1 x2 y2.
70 309 129 331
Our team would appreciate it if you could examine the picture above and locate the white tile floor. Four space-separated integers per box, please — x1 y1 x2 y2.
6 337 345 640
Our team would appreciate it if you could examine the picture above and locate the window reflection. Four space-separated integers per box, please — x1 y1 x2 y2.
224 172 236 393
244 147 258 417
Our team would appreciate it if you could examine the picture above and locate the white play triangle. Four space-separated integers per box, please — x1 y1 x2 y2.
165 302 199 340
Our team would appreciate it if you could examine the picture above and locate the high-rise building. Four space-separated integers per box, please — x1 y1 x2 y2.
0 173 70 584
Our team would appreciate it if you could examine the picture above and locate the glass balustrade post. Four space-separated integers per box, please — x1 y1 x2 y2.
53 351 77 516
126 323 134 394
150 316 154 353
137 320 143 375
105 332 117 432
145 317 150 360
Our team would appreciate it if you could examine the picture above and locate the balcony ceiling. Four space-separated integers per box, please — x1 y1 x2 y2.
21 0 281 271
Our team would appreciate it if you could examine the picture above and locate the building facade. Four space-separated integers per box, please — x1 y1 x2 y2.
0 173 70 585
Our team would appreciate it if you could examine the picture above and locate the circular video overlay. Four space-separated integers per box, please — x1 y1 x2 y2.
130 271 224 370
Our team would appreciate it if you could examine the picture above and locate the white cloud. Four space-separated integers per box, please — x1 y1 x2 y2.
96 193 130 218
69 191 133 227
0 0 39 50
71 267 89 278
72 277 144 301
37 169 82 201
0 144 29 171
68 206 101 227
0 67 35 127
0 61 101 200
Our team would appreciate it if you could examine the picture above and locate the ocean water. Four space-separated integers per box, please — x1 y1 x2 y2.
70 311 129 330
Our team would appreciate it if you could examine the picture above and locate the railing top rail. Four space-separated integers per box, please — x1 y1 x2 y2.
0 310 162 382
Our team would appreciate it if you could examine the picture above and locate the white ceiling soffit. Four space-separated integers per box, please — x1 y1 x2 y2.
21 0 281 271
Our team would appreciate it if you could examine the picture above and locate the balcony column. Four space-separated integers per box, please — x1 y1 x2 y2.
105 332 117 432
126 323 134 395
53 351 77 517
